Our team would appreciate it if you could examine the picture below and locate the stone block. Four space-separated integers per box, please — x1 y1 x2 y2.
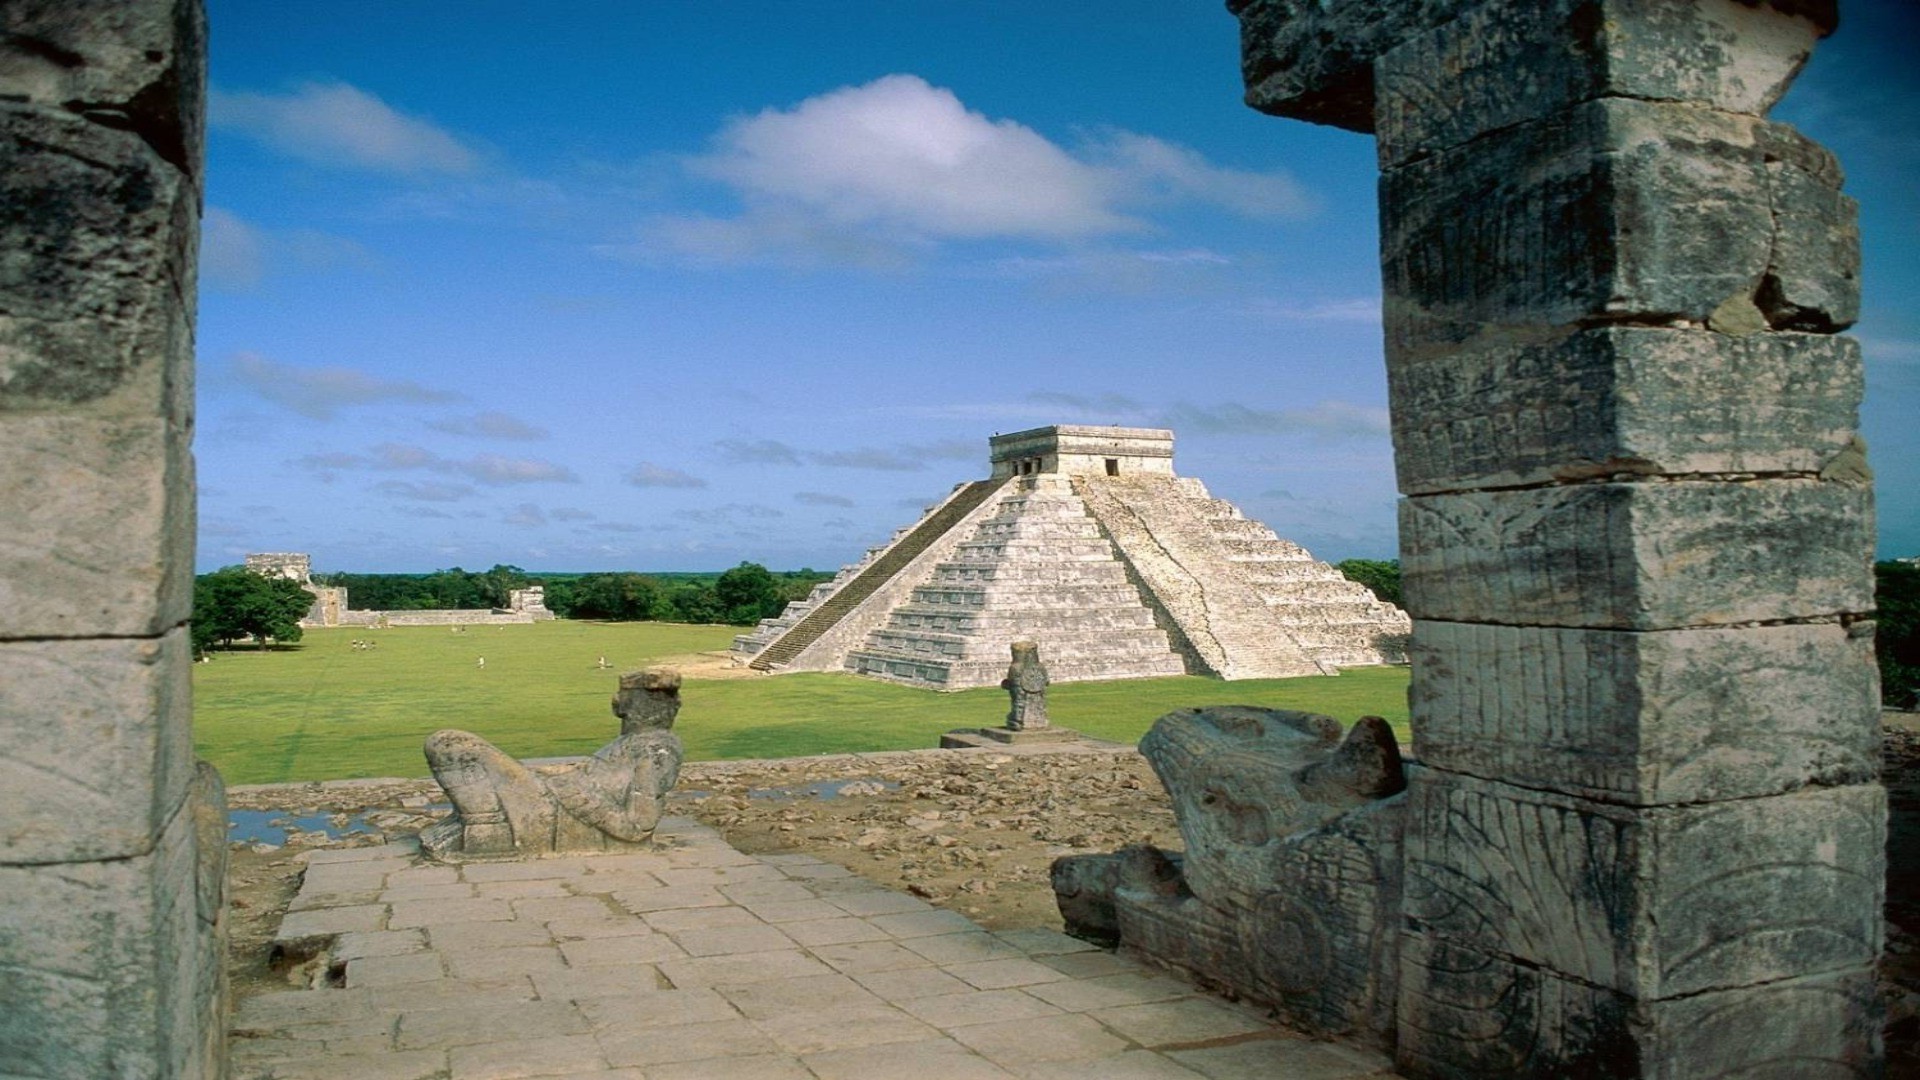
0 0 206 177
1231 0 1457 131
1399 479 1872 628
1408 620 1881 805
0 414 193 637
1397 935 1879 1079
1382 97 1857 348
0 104 197 422
1401 773 1883 999
1375 0 1832 164
0 628 194 862
1388 327 1862 494
0 787 222 1079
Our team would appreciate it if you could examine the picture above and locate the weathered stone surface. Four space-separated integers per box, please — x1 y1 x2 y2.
1374 0 1832 165
1402 772 1884 998
1382 98 1858 350
1235 0 1835 138
0 105 198 421
0 628 195 862
1399 479 1873 628
1397 937 1880 1079
1001 641 1051 730
1055 709 1407 1037
0 0 206 176
1408 620 1880 805
0 414 193 637
421 668 685 859
0 782 225 1079
1388 327 1862 494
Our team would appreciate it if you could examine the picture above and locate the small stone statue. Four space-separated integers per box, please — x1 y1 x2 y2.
420 667 685 859
1001 640 1050 730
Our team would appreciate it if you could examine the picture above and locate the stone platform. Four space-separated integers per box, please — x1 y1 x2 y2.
234 818 1396 1079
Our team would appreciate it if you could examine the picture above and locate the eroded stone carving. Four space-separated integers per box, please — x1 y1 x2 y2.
1054 707 1406 1038
1002 640 1051 730
421 667 684 859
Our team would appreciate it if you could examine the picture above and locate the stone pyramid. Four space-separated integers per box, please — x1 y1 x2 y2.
732 425 1409 689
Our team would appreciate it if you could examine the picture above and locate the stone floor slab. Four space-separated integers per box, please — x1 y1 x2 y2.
902 932 1026 965
948 1012 1131 1066
612 884 729 914
646 1053 813 1080
533 965 668 1002
443 943 568 981
426 919 554 952
644 905 768 933
578 987 740 1030
1164 1036 1395 1080
715 972 883 1020
1087 998 1272 1048
669 922 796 957
752 1002 940 1055
657 949 832 987
396 999 588 1050
389 898 513 929
803 1037 1017 1080
448 1034 608 1080
1025 972 1200 1012
900 987 1063 1029
231 1048 447 1080
944 957 1074 990
1020 1048 1209 1079
741 898 846 923
597 1017 777 1067
852 965 975 1000
547 916 664 941
778 915 894 947
809 939 933 974
276 904 388 940
557 931 684 967
512 895 620 923
344 950 445 988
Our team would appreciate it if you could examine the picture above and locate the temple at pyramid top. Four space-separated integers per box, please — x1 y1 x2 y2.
733 425 1409 689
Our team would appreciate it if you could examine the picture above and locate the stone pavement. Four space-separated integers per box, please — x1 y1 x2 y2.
233 818 1397 1079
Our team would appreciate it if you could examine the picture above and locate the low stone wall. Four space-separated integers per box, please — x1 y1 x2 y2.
378 609 540 627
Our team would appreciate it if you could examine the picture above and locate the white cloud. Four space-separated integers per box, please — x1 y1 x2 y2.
794 491 855 507
200 208 375 291
295 442 578 486
503 504 547 527
636 75 1313 266
625 462 710 488
427 411 550 440
210 82 479 175
232 353 461 420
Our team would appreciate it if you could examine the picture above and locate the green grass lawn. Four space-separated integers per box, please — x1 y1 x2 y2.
193 622 1411 785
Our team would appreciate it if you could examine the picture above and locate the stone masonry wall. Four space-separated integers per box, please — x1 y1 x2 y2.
0 2 228 1077
1233 0 1881 1075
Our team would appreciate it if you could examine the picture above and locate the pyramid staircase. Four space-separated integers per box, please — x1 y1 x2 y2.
841 476 1188 688
1076 474 1408 674
739 479 1005 671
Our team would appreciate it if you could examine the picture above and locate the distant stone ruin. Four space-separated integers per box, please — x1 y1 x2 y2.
242 552 556 628
421 667 685 859
734 425 1409 689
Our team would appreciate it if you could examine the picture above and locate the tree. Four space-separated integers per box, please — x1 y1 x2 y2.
715 561 786 625
1336 559 1403 607
565 573 664 621
1877 560 1920 710
192 567 314 652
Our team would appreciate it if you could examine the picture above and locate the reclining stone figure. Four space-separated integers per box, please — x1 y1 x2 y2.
420 667 684 859
1053 706 1406 1039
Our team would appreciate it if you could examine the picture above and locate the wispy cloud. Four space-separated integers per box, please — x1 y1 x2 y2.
296 441 578 485
715 439 805 466
199 207 375 291
715 437 971 471
210 82 480 175
675 503 785 524
427 411 549 440
232 353 461 420
794 491 855 507
624 74 1313 267
550 507 595 522
625 462 710 488
1027 392 1390 439
503 503 547 527
374 480 476 502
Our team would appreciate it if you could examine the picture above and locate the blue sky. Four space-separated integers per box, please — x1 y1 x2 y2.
196 2 1919 574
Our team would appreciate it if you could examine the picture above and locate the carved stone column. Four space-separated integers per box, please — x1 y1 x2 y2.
0 2 226 1076
1231 1 1882 1075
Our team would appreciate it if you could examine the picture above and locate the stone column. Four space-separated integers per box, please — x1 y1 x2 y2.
1232 1 1882 1075
0 2 227 1077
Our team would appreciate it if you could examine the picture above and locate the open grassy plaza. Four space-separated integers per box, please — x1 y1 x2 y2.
192 620 1412 785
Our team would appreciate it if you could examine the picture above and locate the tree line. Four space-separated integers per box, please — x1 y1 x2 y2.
307 562 832 627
